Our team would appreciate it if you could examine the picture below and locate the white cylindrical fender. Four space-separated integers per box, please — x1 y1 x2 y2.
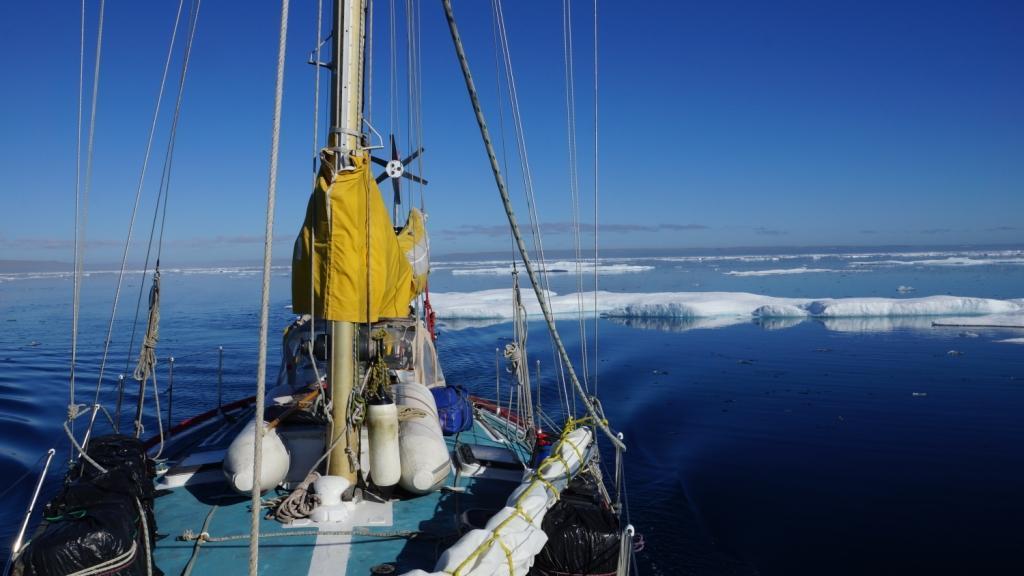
367 401 402 488
223 418 290 494
394 383 451 494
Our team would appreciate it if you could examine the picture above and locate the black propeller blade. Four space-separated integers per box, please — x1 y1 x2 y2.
370 134 428 202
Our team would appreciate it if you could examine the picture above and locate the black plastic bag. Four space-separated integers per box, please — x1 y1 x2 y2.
17 435 162 576
20 480 151 576
534 475 621 575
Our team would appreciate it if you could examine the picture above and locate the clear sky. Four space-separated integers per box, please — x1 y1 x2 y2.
1 1 1021 266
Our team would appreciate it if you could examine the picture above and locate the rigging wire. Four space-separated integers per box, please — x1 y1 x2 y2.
592 0 600 396
414 0 426 213
92 0 188 426
404 0 414 220
310 0 324 353
562 0 590 393
366 0 374 123
441 0 624 452
69 0 87 458
491 0 574 417
389 0 397 146
69 0 106 453
118 0 202 432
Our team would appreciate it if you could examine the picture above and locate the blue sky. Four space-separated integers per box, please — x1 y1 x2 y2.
0 0 1021 265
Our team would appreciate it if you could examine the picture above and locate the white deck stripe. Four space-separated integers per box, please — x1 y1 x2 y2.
306 500 393 576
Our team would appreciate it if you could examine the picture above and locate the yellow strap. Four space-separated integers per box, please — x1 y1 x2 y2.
497 535 515 575
449 428 594 576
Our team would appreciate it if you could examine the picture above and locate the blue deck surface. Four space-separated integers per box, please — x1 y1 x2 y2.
152 413 528 576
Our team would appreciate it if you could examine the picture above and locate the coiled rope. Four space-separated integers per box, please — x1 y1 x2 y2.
270 471 321 524
133 272 160 387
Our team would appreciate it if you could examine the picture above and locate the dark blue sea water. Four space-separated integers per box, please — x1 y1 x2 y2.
2 249 1023 574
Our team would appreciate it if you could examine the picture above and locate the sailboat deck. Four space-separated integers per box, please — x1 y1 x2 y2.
152 412 529 576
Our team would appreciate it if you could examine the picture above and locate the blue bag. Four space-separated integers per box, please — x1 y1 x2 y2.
431 385 473 435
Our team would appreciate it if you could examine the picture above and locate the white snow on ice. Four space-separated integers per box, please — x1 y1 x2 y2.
449 261 653 276
850 256 1024 267
431 290 1024 333
723 267 851 277
430 289 1024 324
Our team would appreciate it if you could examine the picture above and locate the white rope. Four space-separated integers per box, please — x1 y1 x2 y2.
136 498 153 576
92 0 187 413
251 0 290 573
63 418 107 475
66 541 137 576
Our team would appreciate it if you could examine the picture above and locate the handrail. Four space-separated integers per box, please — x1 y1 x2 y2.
3 448 56 576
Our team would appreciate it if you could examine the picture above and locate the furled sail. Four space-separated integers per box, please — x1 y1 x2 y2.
292 150 422 322
397 206 429 295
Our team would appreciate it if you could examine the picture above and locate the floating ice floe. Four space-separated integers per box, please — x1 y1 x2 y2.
723 267 847 277
851 256 1024 268
449 260 653 276
429 289 1024 333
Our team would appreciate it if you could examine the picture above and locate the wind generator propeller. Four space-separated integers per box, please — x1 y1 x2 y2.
371 134 428 206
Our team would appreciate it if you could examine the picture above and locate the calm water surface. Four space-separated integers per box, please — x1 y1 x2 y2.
2 253 1023 574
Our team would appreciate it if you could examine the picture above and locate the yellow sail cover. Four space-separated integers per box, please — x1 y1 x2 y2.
292 150 421 322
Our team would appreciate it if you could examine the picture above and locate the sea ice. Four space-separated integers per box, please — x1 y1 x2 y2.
450 260 653 276
429 290 1024 324
724 267 845 277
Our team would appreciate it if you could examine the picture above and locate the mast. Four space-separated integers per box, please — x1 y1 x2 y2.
327 0 366 484
329 0 365 153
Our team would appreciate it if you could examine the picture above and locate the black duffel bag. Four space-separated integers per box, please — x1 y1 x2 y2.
15 435 161 576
